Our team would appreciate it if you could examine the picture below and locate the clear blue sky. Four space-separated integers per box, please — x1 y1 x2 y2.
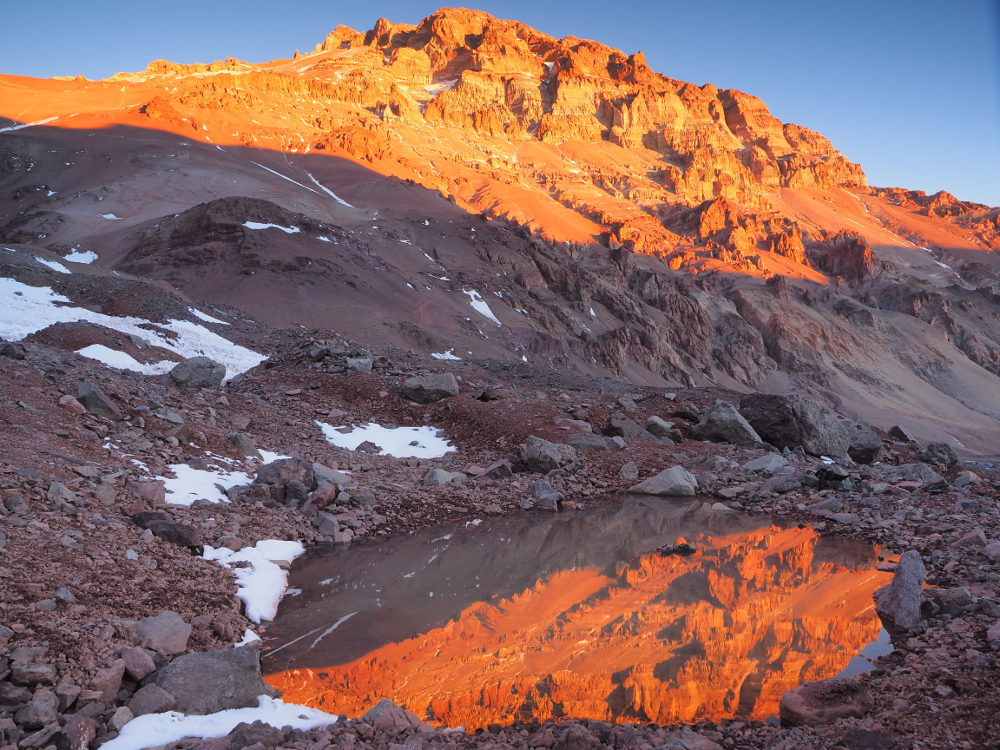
3 1 998 206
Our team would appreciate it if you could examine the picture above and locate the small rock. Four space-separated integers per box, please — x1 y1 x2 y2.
485 503 503 515
423 468 465 486
742 454 789 473
618 462 639 481
951 528 988 549
10 663 57 686
58 394 87 415
645 416 675 438
346 357 373 373
689 400 764 448
1 341 25 359
564 433 623 451
362 698 423 730
628 466 698 496
475 459 513 480
920 441 958 468
314 512 341 537
121 645 157 681
60 713 98 750
846 421 883 464
226 432 261 459
107 706 134 733
836 728 898 750
125 480 166 506
127 683 176 716
888 425 918 442
874 549 925 632
531 479 562 511
90 659 126 703
14 689 58 729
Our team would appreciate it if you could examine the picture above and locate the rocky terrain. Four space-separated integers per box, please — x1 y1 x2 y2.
0 250 998 750
1 7 1000 750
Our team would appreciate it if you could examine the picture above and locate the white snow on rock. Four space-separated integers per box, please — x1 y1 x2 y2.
0 116 59 133
462 289 502 325
188 307 230 325
242 221 300 234
101 213 121 220
306 171 354 208
157 463 253 506
203 539 305 623
236 629 262 647
33 256 71 274
64 249 98 264
76 344 176 376
315 421 455 459
0 278 268 379
431 349 461 361
99 695 336 750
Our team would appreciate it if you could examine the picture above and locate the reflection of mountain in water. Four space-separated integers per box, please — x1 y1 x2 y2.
264 498 888 728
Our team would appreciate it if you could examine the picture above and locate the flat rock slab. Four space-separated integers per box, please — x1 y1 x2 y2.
155 646 276 715
628 466 698 496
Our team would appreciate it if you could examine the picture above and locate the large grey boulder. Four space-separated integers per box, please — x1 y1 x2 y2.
628 466 698 496
605 411 657 441
845 421 883 464
313 462 353 490
77 382 124 421
779 678 869 726
644 416 674 438
226 432 261 459
920 441 958 468
879 463 942 483
520 436 577 473
874 549 926 632
739 394 850 457
742 454 789 473
688 400 763 449
155 646 277 715
423 468 465 486
401 373 459 403
165 357 226 389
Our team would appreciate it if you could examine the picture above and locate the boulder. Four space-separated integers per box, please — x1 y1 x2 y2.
531 479 562 511
77 381 123 421
845 421 883 464
880 463 942 483
362 698 423 730
254 458 317 492
554 724 600 750
121 646 156 681
423 468 465 486
629 466 698 496
90 659 126 703
739 393 849 457
346 357 373 373
134 611 192 655
14 689 58 730
225 433 261 459
145 521 204 555
224 720 286 749
619 462 639 481
401 373 459 403
605 411 657 441
888 425 917 442
126 480 166 506
314 512 340 537
874 549 925 632
58 394 87 415
564 433 623 451
779 677 869 726
475 459 513 480
165 357 226 389
644 416 674 439
688 400 763 448
155 645 277 715
126 684 176 716
59 714 97 750
520 436 577 473
313 463 353 490
742 454 788 473
920 441 958 468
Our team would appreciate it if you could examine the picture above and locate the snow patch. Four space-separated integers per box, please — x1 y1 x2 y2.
203 539 305 623
156 462 253 506
243 221 300 234
101 213 121 220
99 695 336 750
33 256 70 274
462 289 502 325
64 249 98 264
188 307 230 325
431 349 461 361
0 116 59 134
305 172 354 207
76 345 176 375
316 421 455 458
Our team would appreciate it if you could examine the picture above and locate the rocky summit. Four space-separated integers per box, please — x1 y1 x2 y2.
0 8 999 750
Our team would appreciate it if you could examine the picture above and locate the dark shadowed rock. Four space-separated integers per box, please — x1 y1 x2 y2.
689 400 763 448
888 425 917 442
920 441 958 468
135 611 192 655
155 646 277 715
879 463 941 483
846 421 883 464
130 510 171 528
225 720 286 749
475 459 513 480
166 356 226 389
313 463 353 489
362 698 423 730
146 521 204 555
644 416 674 438
605 411 657 441
531 479 562 511
628 466 698 496
739 393 849 457
780 677 869 726
13 689 58 730
874 549 925 633
401 373 459 403
835 728 898 750
553 724 599 750
77 381 123 421
520 436 577 472
254 458 317 491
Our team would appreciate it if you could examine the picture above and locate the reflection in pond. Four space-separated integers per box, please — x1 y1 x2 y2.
263 497 889 728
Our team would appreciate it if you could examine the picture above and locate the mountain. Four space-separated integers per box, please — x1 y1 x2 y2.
2 7 1000 450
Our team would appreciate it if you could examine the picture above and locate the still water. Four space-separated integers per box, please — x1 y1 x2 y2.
263 497 889 728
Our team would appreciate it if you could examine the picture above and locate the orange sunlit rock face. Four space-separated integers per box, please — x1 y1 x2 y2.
264 500 888 728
